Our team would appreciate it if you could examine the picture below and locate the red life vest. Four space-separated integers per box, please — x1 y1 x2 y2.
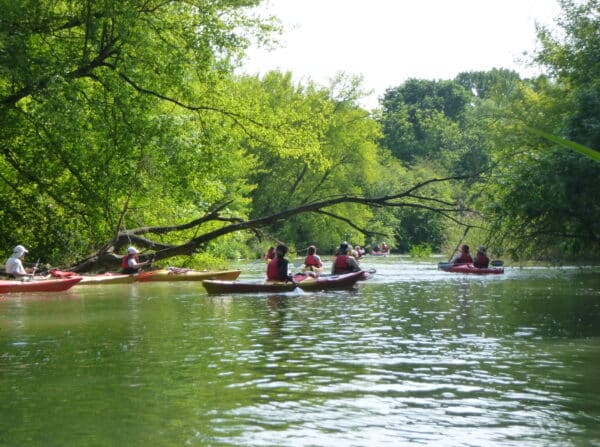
121 254 138 270
304 254 322 267
473 253 489 268
455 253 473 264
266 257 284 280
333 255 350 274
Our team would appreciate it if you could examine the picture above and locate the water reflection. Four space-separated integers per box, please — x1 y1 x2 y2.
0 260 599 446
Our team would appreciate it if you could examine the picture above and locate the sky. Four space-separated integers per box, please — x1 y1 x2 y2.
241 0 562 108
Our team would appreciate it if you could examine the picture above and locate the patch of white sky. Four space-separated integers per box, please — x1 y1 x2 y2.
240 0 562 108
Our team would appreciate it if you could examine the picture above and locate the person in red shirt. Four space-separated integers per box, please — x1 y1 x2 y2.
266 244 296 283
303 245 323 276
451 245 474 265
263 246 276 262
332 242 361 274
473 246 490 268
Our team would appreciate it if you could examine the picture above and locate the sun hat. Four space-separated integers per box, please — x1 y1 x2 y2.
13 245 28 256
127 246 138 254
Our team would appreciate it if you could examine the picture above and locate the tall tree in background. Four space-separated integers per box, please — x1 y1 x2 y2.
0 0 282 263
482 0 600 259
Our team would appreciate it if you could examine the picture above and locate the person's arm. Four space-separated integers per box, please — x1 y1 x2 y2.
129 257 152 270
347 257 361 272
278 259 296 284
277 259 289 281
13 261 33 278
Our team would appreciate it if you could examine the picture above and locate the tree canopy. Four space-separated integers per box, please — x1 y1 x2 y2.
1 0 599 270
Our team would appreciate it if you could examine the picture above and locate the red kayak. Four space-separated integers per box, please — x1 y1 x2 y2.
202 270 372 295
439 263 504 275
0 277 82 293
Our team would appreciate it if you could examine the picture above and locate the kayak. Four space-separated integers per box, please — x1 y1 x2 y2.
202 270 372 295
438 262 504 275
136 268 241 282
78 273 138 285
369 251 388 257
0 277 82 294
50 269 138 285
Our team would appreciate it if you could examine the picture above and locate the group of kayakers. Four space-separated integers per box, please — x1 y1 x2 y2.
4 241 491 284
3 244 153 279
264 241 363 283
451 244 490 268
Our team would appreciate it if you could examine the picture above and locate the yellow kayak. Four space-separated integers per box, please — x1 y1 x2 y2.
136 268 241 282
78 273 139 285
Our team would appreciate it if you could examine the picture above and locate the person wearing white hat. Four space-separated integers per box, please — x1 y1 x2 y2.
121 246 153 274
5 245 34 279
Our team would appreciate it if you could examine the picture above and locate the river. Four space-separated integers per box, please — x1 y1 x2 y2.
1 257 599 446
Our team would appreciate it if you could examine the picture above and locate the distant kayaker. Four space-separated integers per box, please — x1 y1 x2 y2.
473 246 490 268
332 242 361 274
451 244 473 265
5 245 34 279
266 244 296 284
303 245 323 275
121 246 153 274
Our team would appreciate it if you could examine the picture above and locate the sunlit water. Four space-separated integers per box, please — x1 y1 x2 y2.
1 257 599 446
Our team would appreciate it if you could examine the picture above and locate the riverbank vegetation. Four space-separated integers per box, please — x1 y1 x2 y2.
1 0 598 270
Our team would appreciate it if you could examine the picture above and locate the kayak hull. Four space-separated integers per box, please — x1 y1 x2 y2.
78 273 138 285
0 277 82 293
202 270 370 295
136 269 241 282
439 263 504 275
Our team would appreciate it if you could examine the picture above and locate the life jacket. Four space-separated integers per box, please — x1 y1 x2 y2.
473 253 489 268
455 252 473 264
304 254 322 267
266 257 284 281
333 255 350 274
121 254 138 270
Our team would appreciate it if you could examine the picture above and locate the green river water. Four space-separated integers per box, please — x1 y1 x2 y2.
0 257 599 446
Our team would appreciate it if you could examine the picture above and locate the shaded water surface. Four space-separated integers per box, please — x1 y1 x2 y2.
1 259 599 446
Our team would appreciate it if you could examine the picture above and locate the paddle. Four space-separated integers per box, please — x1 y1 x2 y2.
23 259 40 282
448 226 470 262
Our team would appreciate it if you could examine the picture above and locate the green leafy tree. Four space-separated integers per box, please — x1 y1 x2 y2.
0 0 277 263
481 0 600 259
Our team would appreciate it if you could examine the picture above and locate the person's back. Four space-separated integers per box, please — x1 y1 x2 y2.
473 247 489 268
332 242 360 274
452 245 473 265
303 245 323 270
266 244 293 282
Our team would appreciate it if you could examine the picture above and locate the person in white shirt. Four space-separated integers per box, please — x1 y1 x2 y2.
5 245 34 279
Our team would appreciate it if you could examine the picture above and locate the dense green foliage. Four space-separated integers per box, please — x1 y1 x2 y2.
479 0 600 260
0 0 598 266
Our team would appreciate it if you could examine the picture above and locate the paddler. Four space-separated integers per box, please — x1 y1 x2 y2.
5 245 34 279
121 246 153 274
266 244 296 284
